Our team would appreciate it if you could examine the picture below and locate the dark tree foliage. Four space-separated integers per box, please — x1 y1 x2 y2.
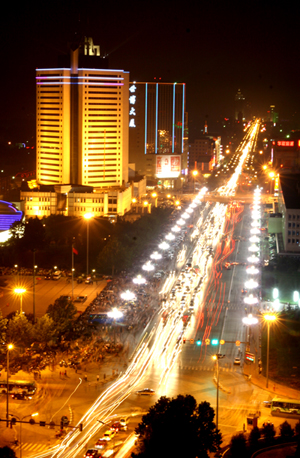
132 395 222 458
46 297 77 337
249 426 261 449
279 420 294 440
261 422 276 443
229 433 247 458
0 446 16 458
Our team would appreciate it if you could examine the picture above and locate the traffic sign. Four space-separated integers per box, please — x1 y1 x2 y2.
205 338 210 345
190 339 194 344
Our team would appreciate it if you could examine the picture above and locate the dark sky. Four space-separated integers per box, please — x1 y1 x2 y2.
1 0 300 142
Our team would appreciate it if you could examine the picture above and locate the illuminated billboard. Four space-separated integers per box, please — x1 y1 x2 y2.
156 155 181 178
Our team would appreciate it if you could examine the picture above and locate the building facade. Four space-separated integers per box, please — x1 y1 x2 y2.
36 37 129 188
21 37 146 219
129 82 187 188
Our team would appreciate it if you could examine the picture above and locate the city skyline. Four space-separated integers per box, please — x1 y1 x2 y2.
2 1 300 143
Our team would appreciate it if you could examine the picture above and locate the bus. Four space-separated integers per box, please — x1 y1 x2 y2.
269 397 300 416
0 380 37 396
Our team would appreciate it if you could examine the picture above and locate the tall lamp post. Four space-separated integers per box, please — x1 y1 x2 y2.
242 314 258 345
14 288 26 314
264 314 277 388
33 263 37 323
212 353 225 432
11 412 38 458
192 170 198 194
6 344 13 427
84 213 94 276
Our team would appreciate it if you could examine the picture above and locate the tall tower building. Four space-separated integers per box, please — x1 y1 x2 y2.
36 37 129 188
234 89 245 122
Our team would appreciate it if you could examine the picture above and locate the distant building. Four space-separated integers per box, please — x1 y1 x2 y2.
234 89 245 122
0 201 22 231
188 138 215 172
129 82 188 189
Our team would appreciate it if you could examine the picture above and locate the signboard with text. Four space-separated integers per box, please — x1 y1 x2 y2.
156 155 181 178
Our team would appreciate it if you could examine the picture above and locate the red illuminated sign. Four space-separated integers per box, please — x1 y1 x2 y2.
277 141 294 147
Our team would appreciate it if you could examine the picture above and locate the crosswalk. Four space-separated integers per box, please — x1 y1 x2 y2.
12 442 50 453
178 364 240 373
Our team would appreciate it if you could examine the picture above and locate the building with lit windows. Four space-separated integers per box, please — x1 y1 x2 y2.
277 173 300 253
21 37 144 219
129 82 188 188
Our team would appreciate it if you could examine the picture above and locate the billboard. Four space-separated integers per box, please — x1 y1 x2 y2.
156 155 181 178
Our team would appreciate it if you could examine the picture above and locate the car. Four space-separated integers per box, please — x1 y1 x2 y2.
110 420 127 431
234 357 241 365
119 417 128 428
95 439 108 450
11 393 31 400
74 295 87 303
102 430 116 441
136 388 155 396
85 277 93 284
44 274 52 280
84 450 100 458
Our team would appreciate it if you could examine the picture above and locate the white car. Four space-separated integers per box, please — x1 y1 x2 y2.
234 357 241 366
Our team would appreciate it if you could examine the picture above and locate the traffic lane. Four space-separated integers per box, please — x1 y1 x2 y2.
0 276 107 317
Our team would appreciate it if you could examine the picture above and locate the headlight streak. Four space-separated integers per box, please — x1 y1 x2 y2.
47 123 261 458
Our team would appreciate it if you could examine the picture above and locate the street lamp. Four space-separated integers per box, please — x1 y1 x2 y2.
133 275 146 285
107 308 123 344
192 170 198 194
212 353 225 432
6 344 13 427
17 413 39 458
264 314 277 388
14 288 26 314
84 213 94 276
242 314 258 345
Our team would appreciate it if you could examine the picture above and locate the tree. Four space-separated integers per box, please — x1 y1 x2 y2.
6 312 33 351
279 420 294 441
261 422 276 443
32 315 56 343
0 446 16 458
0 311 8 342
97 236 131 275
132 395 222 458
46 297 77 337
249 426 261 450
229 433 247 458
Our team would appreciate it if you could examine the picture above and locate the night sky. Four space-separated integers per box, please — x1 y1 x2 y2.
1 1 300 142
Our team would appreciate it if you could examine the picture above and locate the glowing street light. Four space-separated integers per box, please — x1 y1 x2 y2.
150 251 162 261
249 235 260 243
264 314 277 388
165 233 175 241
242 313 258 344
247 255 259 263
142 261 154 272
245 279 258 289
158 241 170 250
293 291 299 303
272 288 279 300
246 265 259 275
133 275 146 285
248 244 259 252
171 225 181 232
244 294 258 305
120 290 136 301
14 288 26 314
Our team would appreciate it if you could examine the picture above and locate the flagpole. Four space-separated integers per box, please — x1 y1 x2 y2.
72 238 75 301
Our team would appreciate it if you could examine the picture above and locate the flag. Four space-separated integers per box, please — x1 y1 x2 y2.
73 247 78 255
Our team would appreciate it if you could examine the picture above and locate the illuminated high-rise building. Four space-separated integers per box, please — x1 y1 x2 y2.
129 82 187 188
36 37 129 188
234 88 245 122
